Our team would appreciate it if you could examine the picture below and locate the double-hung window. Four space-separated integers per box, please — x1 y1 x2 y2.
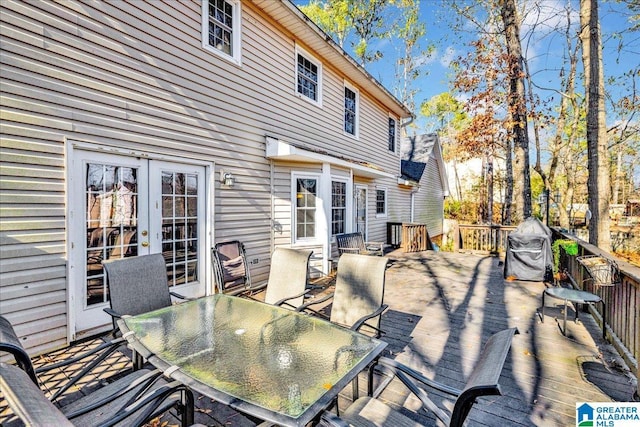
376 188 387 217
331 181 347 236
202 0 242 64
344 84 359 137
295 177 318 241
388 117 397 152
296 46 322 105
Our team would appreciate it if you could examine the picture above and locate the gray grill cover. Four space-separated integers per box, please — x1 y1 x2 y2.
503 217 553 282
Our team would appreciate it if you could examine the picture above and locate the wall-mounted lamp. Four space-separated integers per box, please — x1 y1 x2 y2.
220 170 235 187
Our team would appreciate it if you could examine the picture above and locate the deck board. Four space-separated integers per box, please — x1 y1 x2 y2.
0 250 635 426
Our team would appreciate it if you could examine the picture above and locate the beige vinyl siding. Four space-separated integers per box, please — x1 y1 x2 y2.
413 155 445 238
0 0 405 354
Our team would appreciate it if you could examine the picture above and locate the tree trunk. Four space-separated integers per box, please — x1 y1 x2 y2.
500 0 531 223
580 0 611 251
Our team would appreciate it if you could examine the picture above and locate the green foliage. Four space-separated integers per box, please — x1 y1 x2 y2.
551 239 578 273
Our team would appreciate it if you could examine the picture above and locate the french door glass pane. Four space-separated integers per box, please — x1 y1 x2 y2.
86 164 138 306
161 171 199 287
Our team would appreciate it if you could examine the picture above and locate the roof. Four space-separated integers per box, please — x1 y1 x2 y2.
249 0 412 119
400 133 450 196
400 160 426 182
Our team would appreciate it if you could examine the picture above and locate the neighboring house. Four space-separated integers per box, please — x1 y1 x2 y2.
0 0 413 354
399 134 449 241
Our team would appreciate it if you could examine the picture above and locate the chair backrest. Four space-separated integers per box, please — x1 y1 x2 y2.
103 253 172 317
331 253 388 333
0 315 37 385
0 362 73 426
264 248 313 307
212 240 251 293
450 327 519 427
335 232 366 255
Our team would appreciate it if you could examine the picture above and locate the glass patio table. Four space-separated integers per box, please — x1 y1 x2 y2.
117 294 387 427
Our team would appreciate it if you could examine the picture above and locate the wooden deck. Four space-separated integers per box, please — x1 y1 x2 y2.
1 250 635 426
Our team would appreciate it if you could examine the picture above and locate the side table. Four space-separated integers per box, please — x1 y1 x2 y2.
541 287 605 339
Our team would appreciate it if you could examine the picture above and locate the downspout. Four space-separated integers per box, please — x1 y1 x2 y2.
270 161 275 252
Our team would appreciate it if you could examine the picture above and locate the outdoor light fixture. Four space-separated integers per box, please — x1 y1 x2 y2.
220 170 235 187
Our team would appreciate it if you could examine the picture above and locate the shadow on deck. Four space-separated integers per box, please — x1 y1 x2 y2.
1 250 635 426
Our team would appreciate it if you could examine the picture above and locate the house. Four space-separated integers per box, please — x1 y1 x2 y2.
0 0 413 354
399 134 449 242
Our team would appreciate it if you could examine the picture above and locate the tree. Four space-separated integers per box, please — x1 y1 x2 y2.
499 0 532 223
580 0 611 251
392 0 431 115
298 0 350 48
297 0 391 66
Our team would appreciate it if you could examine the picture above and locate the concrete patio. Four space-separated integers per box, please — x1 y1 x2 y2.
1 250 636 426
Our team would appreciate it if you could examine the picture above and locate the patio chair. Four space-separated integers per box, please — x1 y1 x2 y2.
297 253 389 337
319 328 519 427
211 240 257 295
335 232 384 256
262 247 313 309
0 362 194 427
0 315 194 426
103 253 189 334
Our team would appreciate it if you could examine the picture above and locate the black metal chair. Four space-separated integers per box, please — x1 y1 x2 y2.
335 232 384 256
0 315 194 426
0 362 194 427
103 253 189 329
211 240 256 295
319 328 519 427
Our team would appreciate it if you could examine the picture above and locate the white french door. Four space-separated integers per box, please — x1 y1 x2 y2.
69 150 207 336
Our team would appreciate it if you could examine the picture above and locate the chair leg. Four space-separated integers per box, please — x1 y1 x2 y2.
180 388 195 427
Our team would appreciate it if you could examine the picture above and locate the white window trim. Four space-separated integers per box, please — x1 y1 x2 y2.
295 44 323 107
330 177 351 236
376 187 388 218
388 115 397 153
344 81 359 138
291 172 322 244
201 0 242 66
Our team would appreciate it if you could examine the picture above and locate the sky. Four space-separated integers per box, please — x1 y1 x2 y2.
295 0 639 133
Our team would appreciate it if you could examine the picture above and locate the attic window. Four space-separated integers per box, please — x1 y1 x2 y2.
202 0 242 65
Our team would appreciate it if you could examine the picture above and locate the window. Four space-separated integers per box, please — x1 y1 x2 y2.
296 46 322 105
331 181 347 235
295 177 317 241
344 85 358 136
376 188 387 217
388 117 397 152
202 0 241 64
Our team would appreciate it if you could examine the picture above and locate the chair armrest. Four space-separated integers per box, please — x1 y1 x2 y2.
377 357 462 397
349 304 388 335
372 357 459 425
318 410 351 427
35 337 126 403
295 292 334 318
169 291 192 301
103 307 122 319
273 289 311 309
0 363 73 426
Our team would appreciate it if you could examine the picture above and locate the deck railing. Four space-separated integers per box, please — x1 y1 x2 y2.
454 224 518 253
554 231 640 387
386 222 432 252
